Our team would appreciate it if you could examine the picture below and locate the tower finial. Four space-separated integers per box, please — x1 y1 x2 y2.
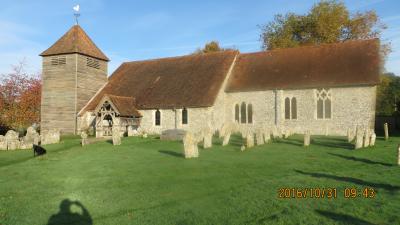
73 4 80 25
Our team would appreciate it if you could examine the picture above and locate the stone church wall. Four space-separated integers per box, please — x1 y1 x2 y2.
223 86 377 136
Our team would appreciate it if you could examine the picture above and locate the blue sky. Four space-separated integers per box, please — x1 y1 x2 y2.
0 0 399 76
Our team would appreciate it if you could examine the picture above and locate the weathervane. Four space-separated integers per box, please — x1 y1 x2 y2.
73 4 80 25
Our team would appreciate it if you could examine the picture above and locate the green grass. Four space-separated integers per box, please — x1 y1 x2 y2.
0 133 399 225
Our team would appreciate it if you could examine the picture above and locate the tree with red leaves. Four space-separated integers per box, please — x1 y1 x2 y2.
0 61 41 131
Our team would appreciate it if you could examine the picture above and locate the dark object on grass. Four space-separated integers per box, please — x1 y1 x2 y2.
33 144 47 157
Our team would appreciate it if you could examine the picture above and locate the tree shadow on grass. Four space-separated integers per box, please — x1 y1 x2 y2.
311 137 353 150
315 210 376 225
328 153 394 167
295 170 400 192
158 150 184 158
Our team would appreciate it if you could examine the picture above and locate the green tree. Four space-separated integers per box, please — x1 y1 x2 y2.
376 73 400 116
194 41 235 54
260 0 389 54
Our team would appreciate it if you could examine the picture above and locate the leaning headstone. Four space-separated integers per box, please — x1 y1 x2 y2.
363 129 370 147
81 132 88 146
256 130 264 145
304 131 311 147
384 123 389 140
203 132 213 149
112 127 121 146
0 135 7 150
222 131 231 146
23 126 40 148
183 132 199 158
355 131 363 149
246 133 254 148
370 132 376 146
5 130 20 150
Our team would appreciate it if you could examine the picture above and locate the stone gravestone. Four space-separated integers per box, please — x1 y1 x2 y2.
240 145 246 151
354 130 363 150
256 130 264 146
5 130 20 150
41 129 60 145
203 131 213 149
0 135 7 150
347 128 354 143
20 126 39 149
384 123 389 141
127 126 139 137
263 129 271 143
398 144 400 166
222 131 231 146
183 132 199 159
363 129 370 147
81 132 88 146
246 133 254 148
370 132 376 147
112 126 121 146
304 131 311 147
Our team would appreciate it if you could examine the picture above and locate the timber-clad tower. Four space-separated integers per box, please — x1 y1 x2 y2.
40 25 109 134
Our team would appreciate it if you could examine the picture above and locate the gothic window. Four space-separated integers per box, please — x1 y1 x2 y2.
285 97 291 119
291 98 297 119
316 88 332 119
235 104 240 122
285 97 297 120
240 102 247 124
155 110 161 126
247 104 253 124
182 108 188 125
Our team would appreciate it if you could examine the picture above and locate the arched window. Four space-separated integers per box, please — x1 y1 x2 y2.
247 104 253 124
285 97 291 119
316 88 332 119
155 110 161 126
234 104 240 122
240 102 246 124
182 108 188 124
291 98 297 119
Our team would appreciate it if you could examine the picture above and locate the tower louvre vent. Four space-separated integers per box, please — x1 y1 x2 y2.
86 57 100 69
50 56 67 66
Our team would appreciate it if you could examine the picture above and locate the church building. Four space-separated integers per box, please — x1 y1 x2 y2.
40 25 380 137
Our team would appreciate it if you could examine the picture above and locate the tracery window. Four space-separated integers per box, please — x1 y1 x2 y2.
316 88 332 119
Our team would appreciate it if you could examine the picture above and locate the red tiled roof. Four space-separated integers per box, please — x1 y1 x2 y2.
226 39 381 92
40 25 109 61
79 50 237 114
106 95 141 117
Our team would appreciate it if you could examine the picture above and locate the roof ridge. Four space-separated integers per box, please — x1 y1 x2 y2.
239 38 379 57
122 50 239 65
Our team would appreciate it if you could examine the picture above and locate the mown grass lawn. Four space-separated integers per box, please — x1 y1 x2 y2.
0 133 399 225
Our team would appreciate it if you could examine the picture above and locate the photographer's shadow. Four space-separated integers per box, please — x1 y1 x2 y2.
47 199 92 225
